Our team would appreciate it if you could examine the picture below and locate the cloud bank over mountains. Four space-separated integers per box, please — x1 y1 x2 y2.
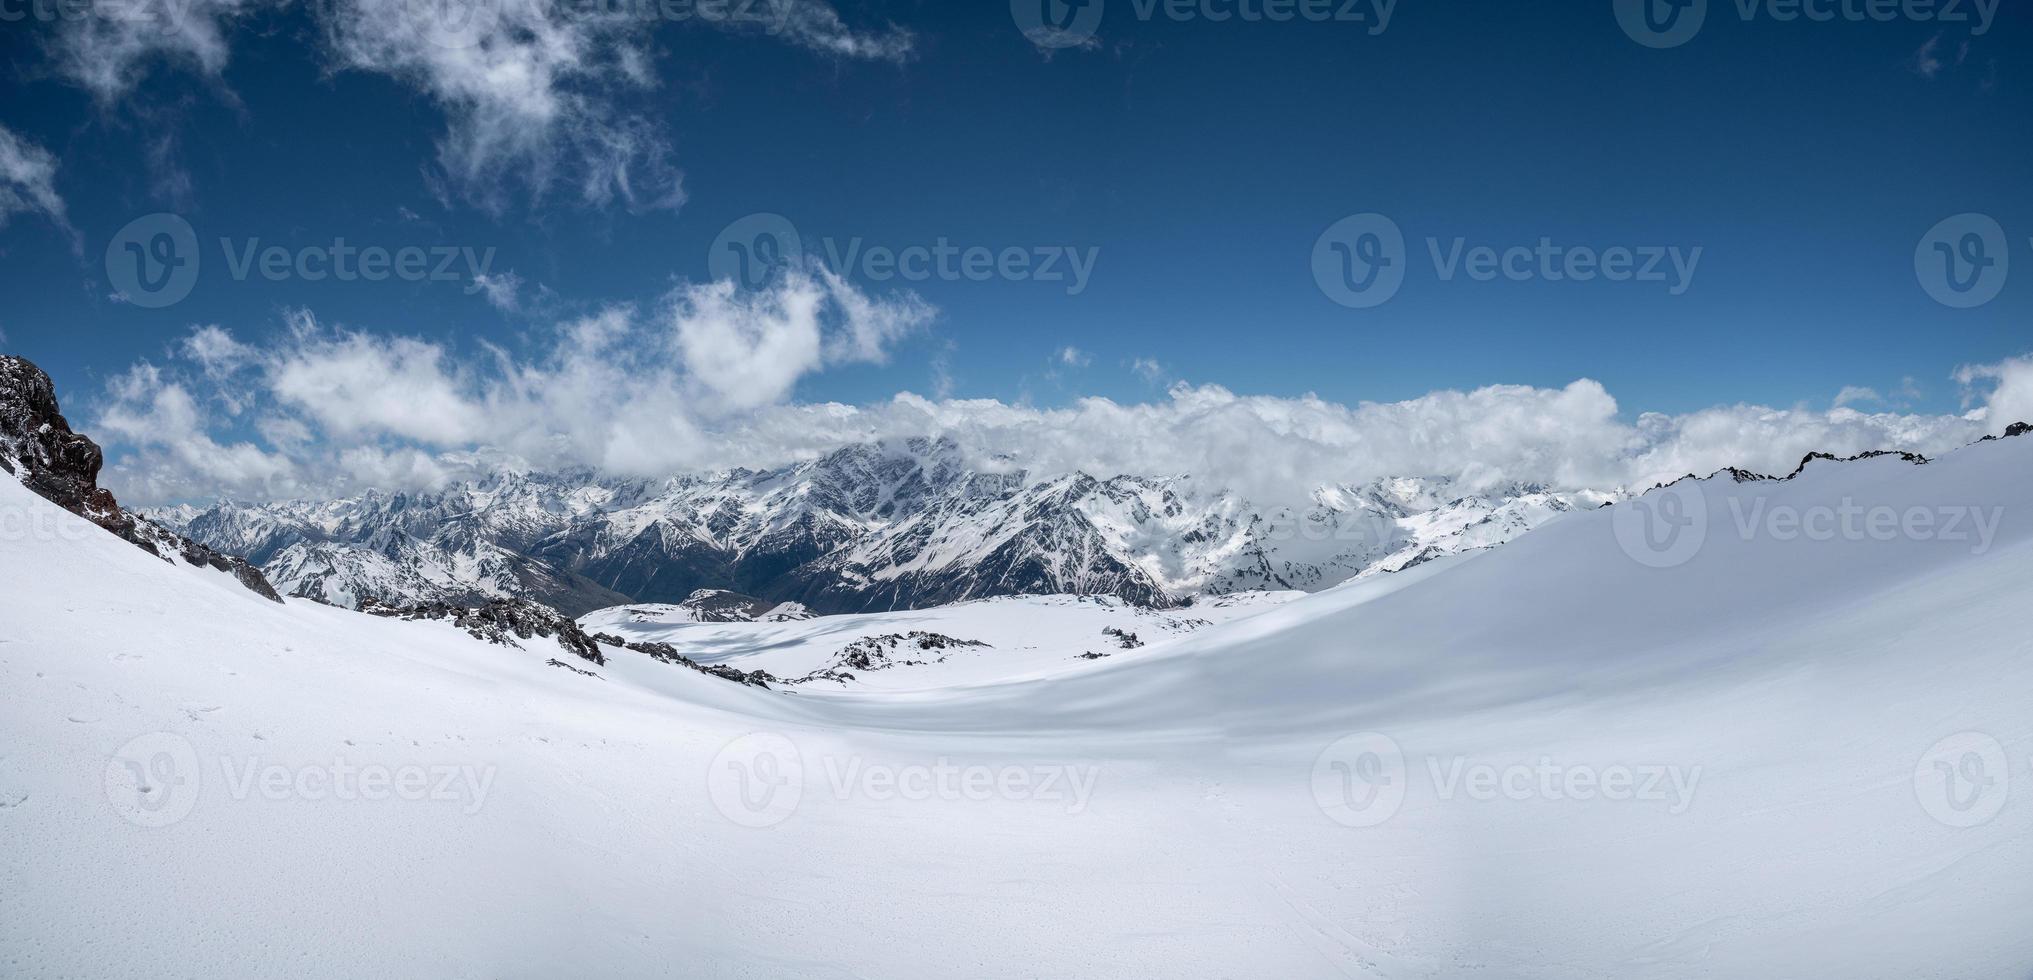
86 272 2031 506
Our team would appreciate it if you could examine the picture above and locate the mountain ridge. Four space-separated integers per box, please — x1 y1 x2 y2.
148 438 1612 615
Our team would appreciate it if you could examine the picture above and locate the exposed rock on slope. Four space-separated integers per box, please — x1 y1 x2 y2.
357 595 773 688
0 355 281 602
361 597 607 664
785 632 990 686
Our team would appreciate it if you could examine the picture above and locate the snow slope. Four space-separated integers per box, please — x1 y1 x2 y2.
580 590 1301 694
6 433 2033 978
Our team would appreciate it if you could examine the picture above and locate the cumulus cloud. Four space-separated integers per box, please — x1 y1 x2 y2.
1955 355 2033 434
93 363 298 498
0 125 73 240
92 269 935 501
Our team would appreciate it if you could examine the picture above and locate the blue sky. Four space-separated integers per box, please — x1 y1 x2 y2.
0 0 2027 501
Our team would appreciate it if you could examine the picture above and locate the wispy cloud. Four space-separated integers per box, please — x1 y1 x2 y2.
1911 33 1945 78
0 125 76 244
46 0 256 100
472 271 524 313
41 0 914 214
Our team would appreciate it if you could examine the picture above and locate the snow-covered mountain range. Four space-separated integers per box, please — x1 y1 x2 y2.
147 439 1613 615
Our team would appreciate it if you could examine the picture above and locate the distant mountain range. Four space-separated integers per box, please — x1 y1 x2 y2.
147 438 1612 615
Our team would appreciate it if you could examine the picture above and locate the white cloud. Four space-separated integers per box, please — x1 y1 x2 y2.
94 270 935 500
43 0 910 213
1130 357 1165 383
47 0 255 100
320 0 682 213
94 363 300 501
1912 33 1944 78
1955 355 2033 434
765 0 915 61
182 324 255 374
472 271 524 312
1832 386 1880 409
91 323 2033 509
311 0 913 211
1057 346 1091 368
0 125 73 239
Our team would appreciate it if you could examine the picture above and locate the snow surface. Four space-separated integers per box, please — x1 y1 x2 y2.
6 436 2033 978
579 590 1302 694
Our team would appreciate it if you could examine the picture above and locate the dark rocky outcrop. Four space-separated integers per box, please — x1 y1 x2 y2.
620 639 775 688
360 597 606 664
1782 450 1928 480
785 631 989 686
363 595 774 688
0 355 281 602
